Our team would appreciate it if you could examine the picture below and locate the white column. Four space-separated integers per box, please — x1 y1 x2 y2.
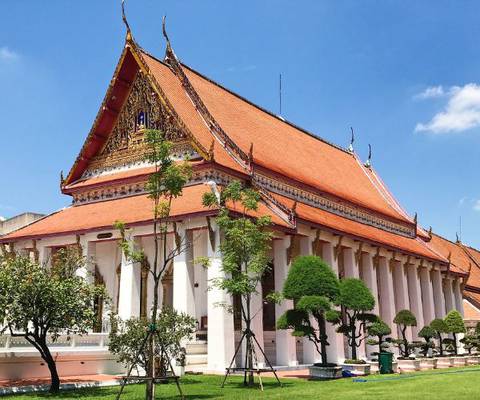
343 247 359 278
444 277 455 314
453 279 465 354
118 236 141 320
420 266 435 326
377 256 397 336
38 245 50 267
432 269 446 318
78 239 95 282
274 236 298 366
299 235 321 364
392 260 412 341
173 228 195 318
362 252 379 359
407 263 424 337
207 226 235 372
453 279 464 317
322 241 345 363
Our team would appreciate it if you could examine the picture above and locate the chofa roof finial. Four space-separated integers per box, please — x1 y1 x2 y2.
364 144 372 168
348 127 355 153
162 15 178 62
121 0 133 41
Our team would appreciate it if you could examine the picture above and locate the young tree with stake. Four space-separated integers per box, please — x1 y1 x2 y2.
201 180 274 387
112 129 192 400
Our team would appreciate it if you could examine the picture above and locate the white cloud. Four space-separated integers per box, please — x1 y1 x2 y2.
415 83 480 134
474 200 480 212
414 85 445 100
0 46 18 61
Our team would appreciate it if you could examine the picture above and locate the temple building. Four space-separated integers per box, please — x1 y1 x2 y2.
0 212 44 236
0 24 478 379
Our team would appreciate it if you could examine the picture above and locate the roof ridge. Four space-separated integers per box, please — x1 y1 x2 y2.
179 62 351 155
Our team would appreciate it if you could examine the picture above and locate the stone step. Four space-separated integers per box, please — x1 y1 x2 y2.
185 341 207 355
186 353 207 365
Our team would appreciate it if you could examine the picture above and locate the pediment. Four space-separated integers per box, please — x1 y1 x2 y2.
82 70 199 178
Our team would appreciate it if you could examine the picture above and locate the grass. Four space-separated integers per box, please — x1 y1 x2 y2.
4 368 480 400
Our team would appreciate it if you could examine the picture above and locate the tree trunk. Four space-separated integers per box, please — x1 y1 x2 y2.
438 335 444 356
453 333 458 355
401 327 408 358
318 315 328 365
350 321 357 360
40 342 60 393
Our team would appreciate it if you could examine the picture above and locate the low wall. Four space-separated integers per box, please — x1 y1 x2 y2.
0 350 126 380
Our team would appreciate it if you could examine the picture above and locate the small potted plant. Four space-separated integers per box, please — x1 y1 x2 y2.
329 278 377 376
277 256 342 380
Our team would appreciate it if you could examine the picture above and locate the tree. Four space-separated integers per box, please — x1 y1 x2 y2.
201 180 273 386
112 129 192 400
393 310 417 358
329 278 376 360
444 310 466 355
109 308 196 375
367 320 392 357
0 248 106 393
277 256 340 366
430 318 449 356
418 325 435 357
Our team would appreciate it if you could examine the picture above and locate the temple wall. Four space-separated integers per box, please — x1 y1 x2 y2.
3 217 467 379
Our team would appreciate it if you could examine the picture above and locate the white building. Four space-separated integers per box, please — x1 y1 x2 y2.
0 27 468 380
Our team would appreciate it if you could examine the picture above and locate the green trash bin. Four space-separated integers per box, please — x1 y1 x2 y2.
379 352 393 374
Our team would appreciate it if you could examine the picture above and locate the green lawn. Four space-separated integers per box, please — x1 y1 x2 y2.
5 368 480 400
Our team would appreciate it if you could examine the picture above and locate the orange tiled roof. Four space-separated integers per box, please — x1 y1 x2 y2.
428 234 472 275
1 184 291 242
140 52 245 175
177 63 413 224
464 295 480 321
463 246 480 288
269 192 446 262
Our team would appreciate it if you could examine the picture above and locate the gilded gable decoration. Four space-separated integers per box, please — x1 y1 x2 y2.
84 71 193 176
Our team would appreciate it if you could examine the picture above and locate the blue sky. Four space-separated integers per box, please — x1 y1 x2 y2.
1 1 480 246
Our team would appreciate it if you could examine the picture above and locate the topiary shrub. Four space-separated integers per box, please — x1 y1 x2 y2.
430 318 449 356
393 310 417 358
278 255 340 367
329 278 377 360
418 325 435 357
444 310 466 355
367 320 392 358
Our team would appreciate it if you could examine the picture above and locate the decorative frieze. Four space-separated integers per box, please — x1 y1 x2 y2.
72 168 235 205
254 173 415 238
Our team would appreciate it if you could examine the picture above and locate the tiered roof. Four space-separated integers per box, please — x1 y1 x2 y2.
0 29 457 267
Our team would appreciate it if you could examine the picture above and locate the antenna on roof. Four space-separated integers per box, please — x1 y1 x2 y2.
348 127 355 153
364 144 372 168
279 73 282 116
121 0 132 40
